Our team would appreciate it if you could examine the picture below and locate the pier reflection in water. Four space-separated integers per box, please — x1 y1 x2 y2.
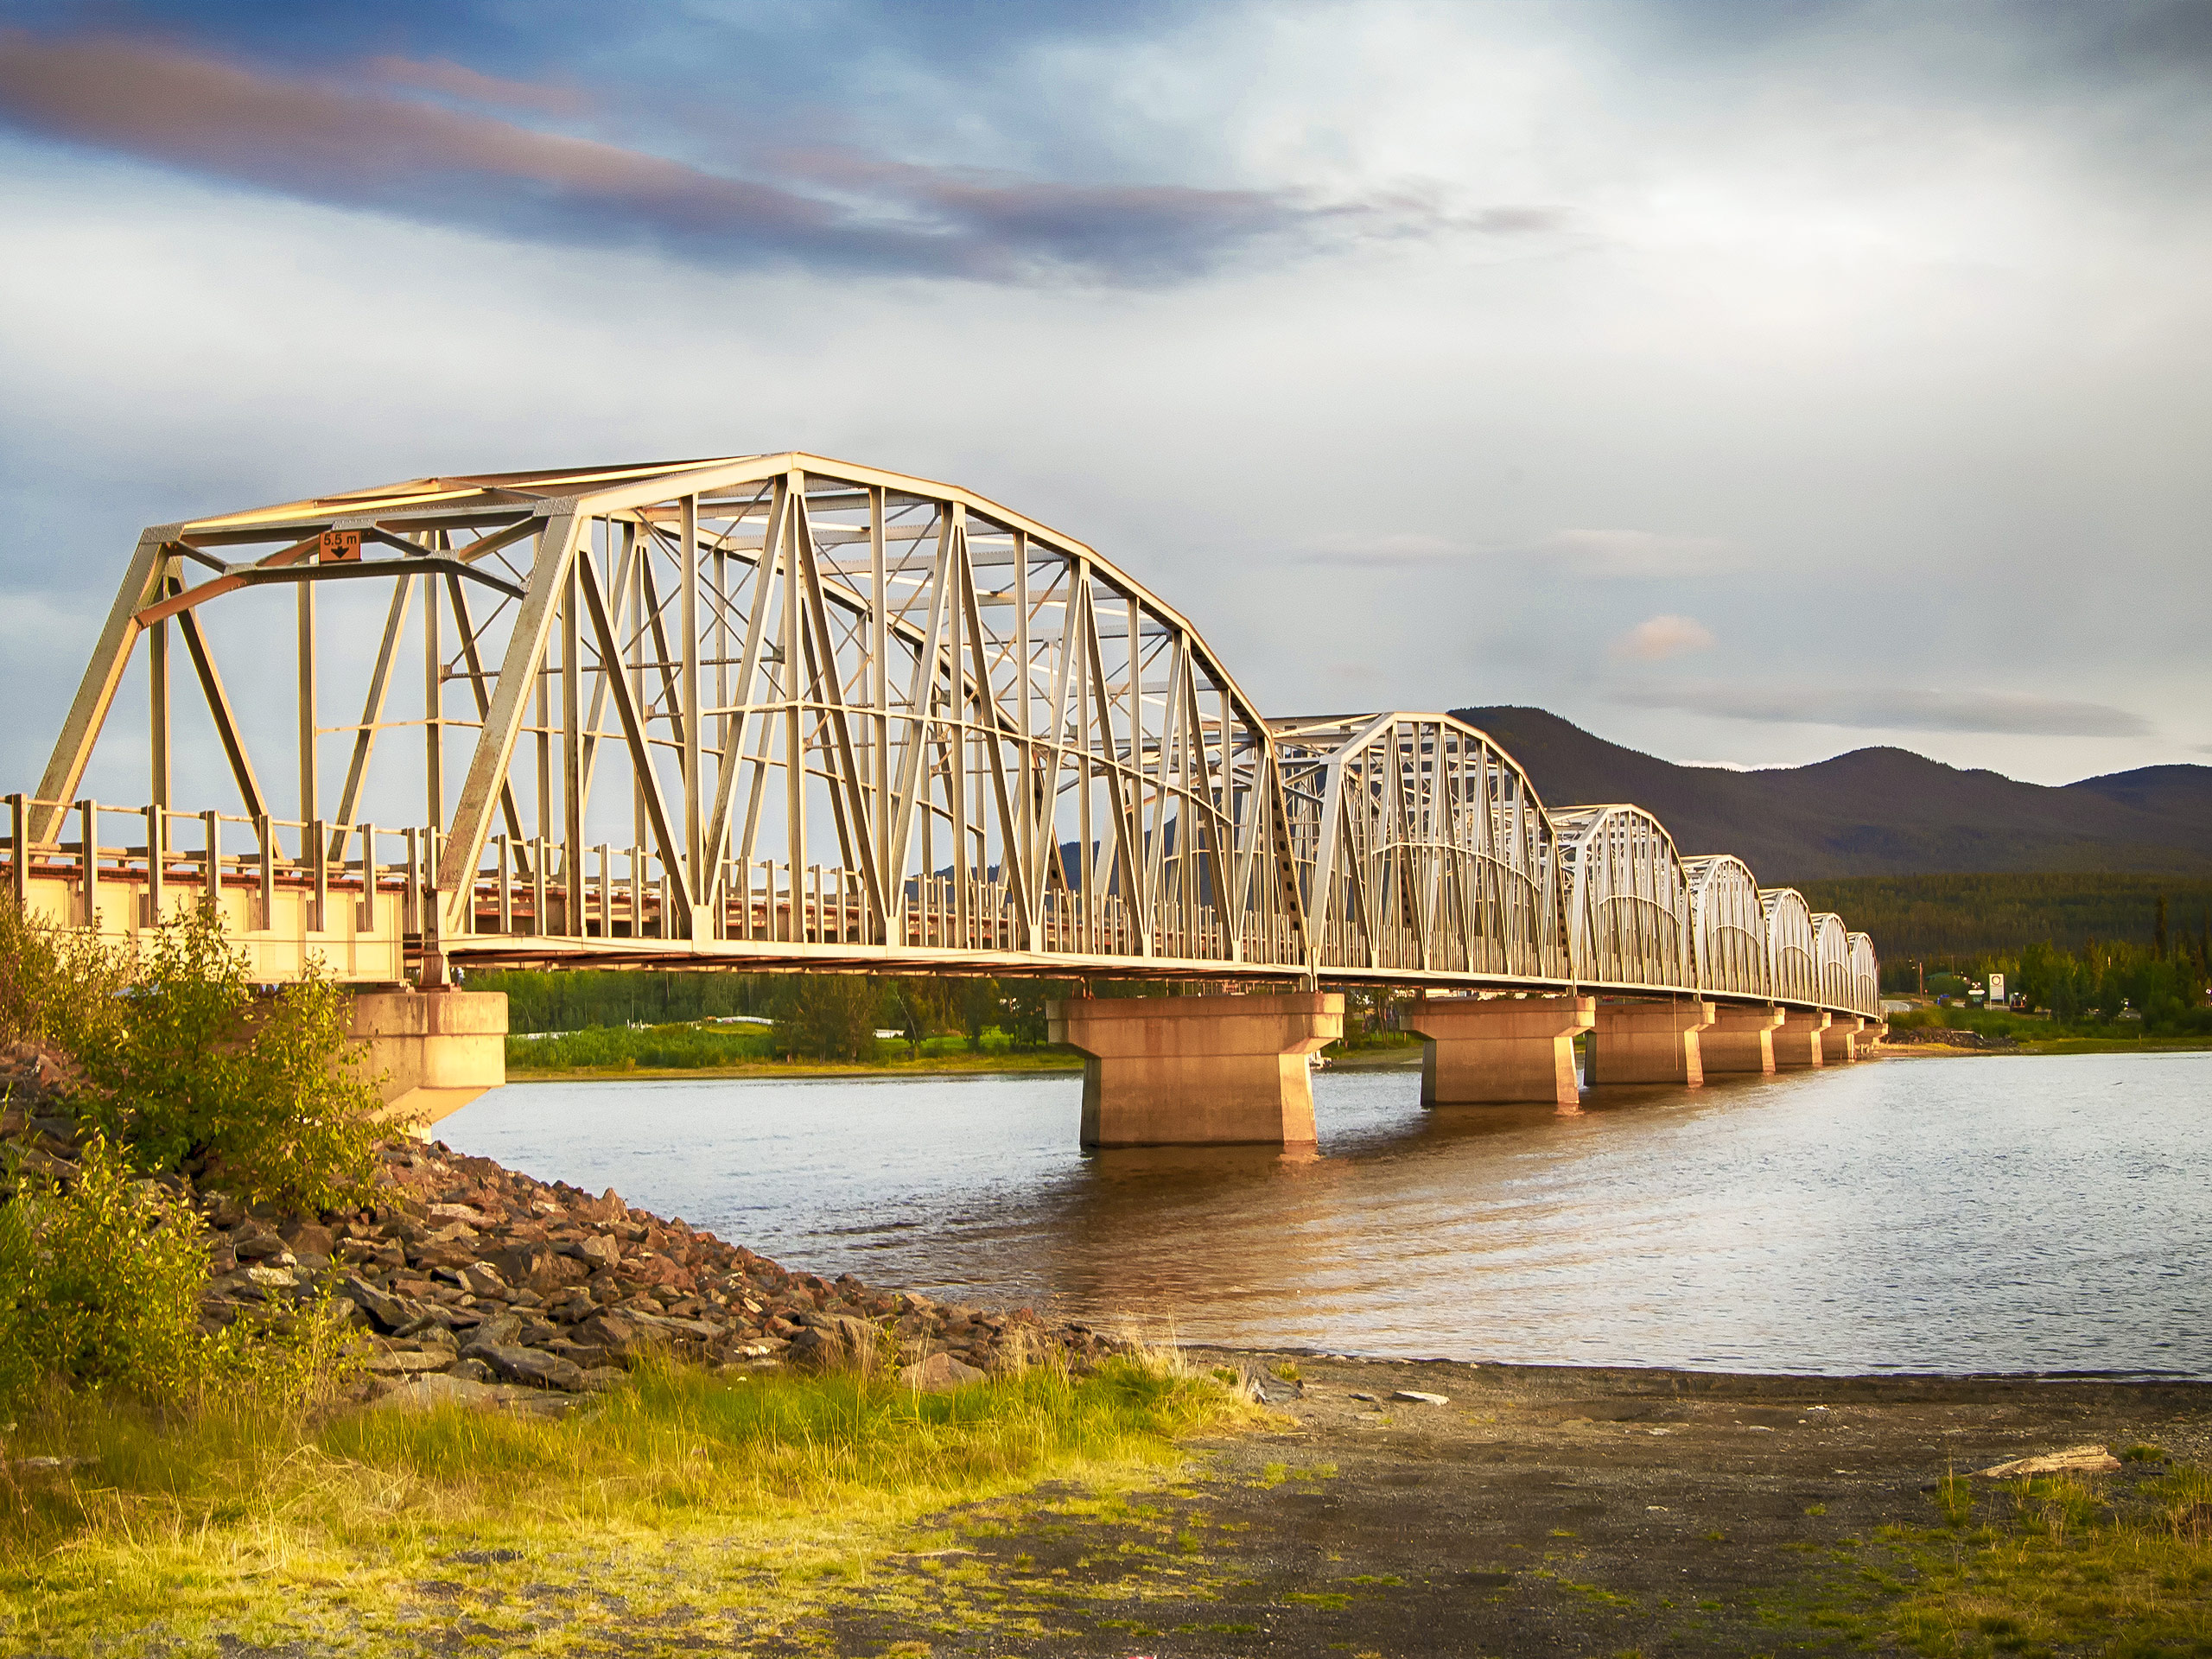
442 1051 2212 1378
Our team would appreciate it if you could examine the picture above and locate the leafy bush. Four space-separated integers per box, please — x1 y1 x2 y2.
0 1136 358 1414
0 1136 212 1407
2 899 385 1215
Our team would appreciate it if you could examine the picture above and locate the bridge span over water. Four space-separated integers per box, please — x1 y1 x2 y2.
5 454 1880 1146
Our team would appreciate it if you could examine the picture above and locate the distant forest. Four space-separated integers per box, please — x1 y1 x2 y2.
1797 873 2212 968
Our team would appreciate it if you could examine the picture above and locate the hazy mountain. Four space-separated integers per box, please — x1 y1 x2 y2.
1446 706 2212 883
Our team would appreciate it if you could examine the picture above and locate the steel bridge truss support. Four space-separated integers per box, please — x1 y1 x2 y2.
1701 1002 1787 1075
1269 713 1564 983
1403 993 1593 1111
1047 994 1343 1147
1586 997 1715 1086
1775 1007 1831 1069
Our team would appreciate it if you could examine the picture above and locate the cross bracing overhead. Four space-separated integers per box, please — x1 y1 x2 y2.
9 454 1879 1017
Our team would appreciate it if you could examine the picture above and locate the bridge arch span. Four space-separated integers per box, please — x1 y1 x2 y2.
1848 931 1880 1019
1550 804 1694 992
1761 888 1819 1006
1681 854 1770 1000
1268 712 1564 984
1810 912 1853 1011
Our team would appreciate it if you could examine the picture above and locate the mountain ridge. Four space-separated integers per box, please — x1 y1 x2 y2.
1444 705 2212 883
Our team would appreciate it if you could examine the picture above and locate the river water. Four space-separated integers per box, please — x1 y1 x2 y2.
440 1051 2211 1378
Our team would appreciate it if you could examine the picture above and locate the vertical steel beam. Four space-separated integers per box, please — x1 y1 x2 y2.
680 491 702 894
562 547 583 935
79 798 98 927
148 585 172 814
297 582 317 824
423 559 444 831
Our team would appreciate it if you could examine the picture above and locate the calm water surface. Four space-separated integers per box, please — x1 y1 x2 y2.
440 1052 2211 1377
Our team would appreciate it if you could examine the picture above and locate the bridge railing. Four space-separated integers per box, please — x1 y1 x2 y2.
4 791 420 980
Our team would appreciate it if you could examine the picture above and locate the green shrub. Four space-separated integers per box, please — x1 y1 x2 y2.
0 1136 212 1407
3 899 385 1215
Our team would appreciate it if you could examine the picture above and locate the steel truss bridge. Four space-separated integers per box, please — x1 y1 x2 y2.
6 454 1878 1022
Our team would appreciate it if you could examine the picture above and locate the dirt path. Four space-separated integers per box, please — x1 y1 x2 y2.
814 1352 2211 1656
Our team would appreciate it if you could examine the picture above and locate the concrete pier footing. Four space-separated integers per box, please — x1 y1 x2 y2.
1402 995 1594 1111
1586 999 1714 1086
1774 1008 1831 1069
1700 1003 1786 1074
349 988 508 1131
1046 993 1344 1148
1821 1014 1866 1065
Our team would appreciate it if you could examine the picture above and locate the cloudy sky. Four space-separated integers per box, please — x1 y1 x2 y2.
2 0 2206 799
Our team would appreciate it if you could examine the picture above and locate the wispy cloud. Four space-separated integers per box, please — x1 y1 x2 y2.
0 30 1468 284
1611 613 1713 661
1540 528 1744 578
1296 532 1467 569
1614 679 2152 738
363 54 593 118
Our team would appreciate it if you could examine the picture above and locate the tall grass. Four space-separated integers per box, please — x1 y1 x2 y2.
0 1352 1253 1653
1885 1465 2212 1656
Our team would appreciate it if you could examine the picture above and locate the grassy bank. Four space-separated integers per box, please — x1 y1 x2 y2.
1886 1006 2212 1056
1866 1462 2212 1656
1 1354 1253 1655
506 1020 1082 1079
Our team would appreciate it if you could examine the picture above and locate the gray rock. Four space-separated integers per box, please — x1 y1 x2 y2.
1391 1389 1450 1407
475 1344 586 1392
574 1312 639 1351
455 1262 509 1299
371 1373 498 1412
577 1366 627 1393
362 1349 452 1376
446 1357 495 1383
461 1313 523 1357
899 1351 988 1392
340 1274 409 1332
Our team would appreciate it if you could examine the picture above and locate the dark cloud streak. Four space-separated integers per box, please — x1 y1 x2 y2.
0 29 1459 284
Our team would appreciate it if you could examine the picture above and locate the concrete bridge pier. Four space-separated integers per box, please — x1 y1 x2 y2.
1821 1014 1866 1065
1047 993 1343 1148
1700 1004 1786 1074
1586 998 1714 1086
349 988 508 1132
1774 1008 1831 1069
1402 995 1594 1111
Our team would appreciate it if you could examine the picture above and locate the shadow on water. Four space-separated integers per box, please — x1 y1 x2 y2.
442 1050 2212 1376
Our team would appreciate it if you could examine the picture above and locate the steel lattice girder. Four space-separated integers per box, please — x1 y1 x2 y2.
1682 853 1770 1000
1761 887 1821 1005
1267 711 1565 983
1549 803 1696 991
19 453 1883 1015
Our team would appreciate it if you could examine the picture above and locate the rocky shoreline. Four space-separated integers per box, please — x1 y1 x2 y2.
1 1045 1122 1411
